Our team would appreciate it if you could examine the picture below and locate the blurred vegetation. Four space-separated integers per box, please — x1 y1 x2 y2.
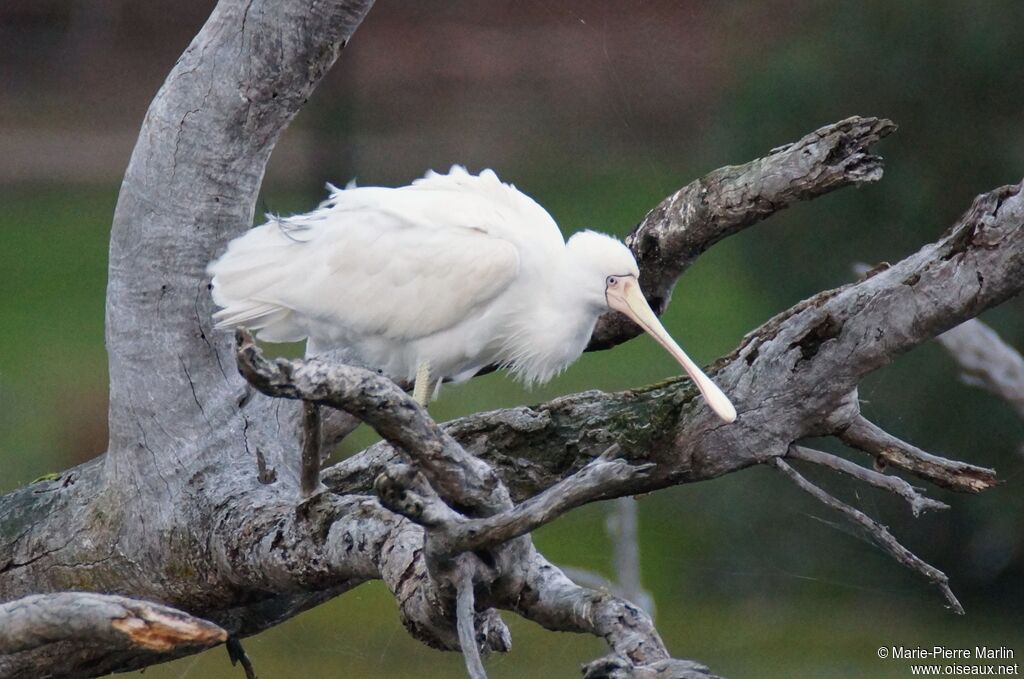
1 1 1022 676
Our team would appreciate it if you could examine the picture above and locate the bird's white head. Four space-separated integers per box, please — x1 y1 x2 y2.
566 230 737 423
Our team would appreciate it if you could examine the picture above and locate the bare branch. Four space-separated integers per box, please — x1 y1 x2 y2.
589 116 896 349
937 318 1024 419
513 553 681 669
455 563 487 679
374 463 465 530
377 449 652 556
608 497 655 616
446 453 653 554
771 459 963 614
0 593 226 656
839 416 997 493
300 401 324 497
787 444 948 517
236 329 511 515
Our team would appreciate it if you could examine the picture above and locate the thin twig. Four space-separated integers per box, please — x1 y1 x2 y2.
300 401 322 497
226 636 258 679
839 415 996 493
607 497 655 616
772 458 963 614
456 564 486 679
787 445 948 517
937 318 1024 420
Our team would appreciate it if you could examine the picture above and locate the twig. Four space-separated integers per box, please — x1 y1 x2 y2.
226 636 258 679
787 445 948 517
375 448 654 557
937 318 1024 420
300 401 323 497
455 564 487 679
839 416 996 493
255 448 277 484
771 458 963 614
607 497 655 616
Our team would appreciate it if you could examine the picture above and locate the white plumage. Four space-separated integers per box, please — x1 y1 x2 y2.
209 166 736 421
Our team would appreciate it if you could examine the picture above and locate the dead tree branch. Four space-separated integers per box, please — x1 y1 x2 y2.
0 593 226 672
239 335 687 677
938 318 1024 420
839 415 998 492
771 459 964 614
0 3 1015 672
236 329 511 515
589 116 896 350
786 444 948 517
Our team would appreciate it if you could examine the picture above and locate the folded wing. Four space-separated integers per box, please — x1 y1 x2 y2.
209 190 521 344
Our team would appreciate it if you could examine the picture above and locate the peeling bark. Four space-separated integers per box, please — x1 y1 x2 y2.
0 593 226 656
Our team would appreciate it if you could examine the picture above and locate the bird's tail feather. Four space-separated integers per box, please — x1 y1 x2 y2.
208 222 310 342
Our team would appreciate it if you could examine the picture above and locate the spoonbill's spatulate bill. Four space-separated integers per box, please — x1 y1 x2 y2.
208 166 736 422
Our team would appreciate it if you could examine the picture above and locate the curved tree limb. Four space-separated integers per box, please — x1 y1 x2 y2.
588 116 896 349
236 329 511 515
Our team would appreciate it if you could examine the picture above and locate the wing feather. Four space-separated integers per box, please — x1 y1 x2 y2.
209 182 523 344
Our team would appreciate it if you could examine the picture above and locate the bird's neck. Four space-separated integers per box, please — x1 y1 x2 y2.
504 257 605 386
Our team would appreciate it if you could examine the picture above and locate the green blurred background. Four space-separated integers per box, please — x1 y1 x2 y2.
1 1 1022 677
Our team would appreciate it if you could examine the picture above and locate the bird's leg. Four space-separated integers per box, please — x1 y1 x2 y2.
413 361 433 407
300 401 323 497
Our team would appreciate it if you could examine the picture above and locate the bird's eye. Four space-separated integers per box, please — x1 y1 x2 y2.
606 276 618 287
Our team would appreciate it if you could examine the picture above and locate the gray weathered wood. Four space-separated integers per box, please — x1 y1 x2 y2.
0 592 226 656
0 593 227 677
938 318 1024 419
0 0 1018 673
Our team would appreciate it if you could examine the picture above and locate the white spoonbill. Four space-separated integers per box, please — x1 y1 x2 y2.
208 166 736 422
